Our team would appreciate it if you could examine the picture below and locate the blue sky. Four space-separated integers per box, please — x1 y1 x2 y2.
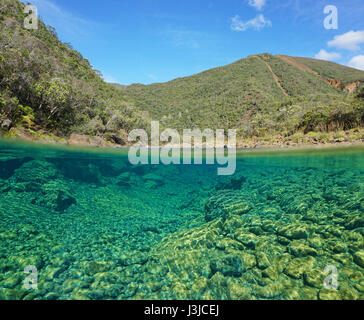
24 0 364 84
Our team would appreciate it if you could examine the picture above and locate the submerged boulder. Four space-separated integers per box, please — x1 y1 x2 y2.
210 255 243 277
204 190 253 222
216 173 247 191
8 160 76 213
142 173 165 188
277 224 309 240
353 251 364 268
36 180 76 213
11 160 59 186
115 172 139 187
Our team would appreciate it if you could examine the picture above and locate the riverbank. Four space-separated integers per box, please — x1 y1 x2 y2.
1 126 364 152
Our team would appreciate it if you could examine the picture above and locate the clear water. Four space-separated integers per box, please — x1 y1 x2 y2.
0 139 363 300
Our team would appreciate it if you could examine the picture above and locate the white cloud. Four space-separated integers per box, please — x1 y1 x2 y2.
347 55 364 71
328 30 364 51
314 50 341 61
231 14 272 32
248 0 266 11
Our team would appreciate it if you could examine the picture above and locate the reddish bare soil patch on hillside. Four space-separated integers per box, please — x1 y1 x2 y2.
275 55 319 75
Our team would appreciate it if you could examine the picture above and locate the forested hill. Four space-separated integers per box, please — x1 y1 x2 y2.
124 53 364 138
0 0 147 144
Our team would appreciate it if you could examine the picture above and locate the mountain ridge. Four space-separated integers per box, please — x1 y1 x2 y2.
123 53 364 139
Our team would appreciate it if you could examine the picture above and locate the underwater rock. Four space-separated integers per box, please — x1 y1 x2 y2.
69 288 90 300
0 273 22 288
43 266 66 281
216 173 246 190
355 280 364 293
210 255 243 277
299 287 319 300
129 163 151 175
207 272 228 300
0 179 8 193
53 160 106 184
345 215 364 230
255 282 285 299
0 288 28 300
115 172 134 187
303 269 326 289
327 241 347 254
308 237 324 249
284 256 315 279
261 220 277 233
115 171 141 187
35 180 76 213
132 220 225 298
353 251 364 268
339 285 359 300
7 255 44 270
261 265 279 281
222 214 244 234
278 224 309 240
205 190 252 222
233 230 257 249
0 157 33 180
240 252 257 270
288 241 318 257
80 261 113 276
11 160 59 186
318 289 341 300
272 254 292 274
75 163 104 184
44 292 60 300
215 237 245 251
303 210 322 223
226 278 252 300
118 251 148 266
323 188 343 202
8 161 71 209
142 173 165 188
255 252 270 270
342 198 363 211
17 224 38 237
277 236 291 245
274 189 311 214
23 292 40 300
141 225 160 234
332 253 352 265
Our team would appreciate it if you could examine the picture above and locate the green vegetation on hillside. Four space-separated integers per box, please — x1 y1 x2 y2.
0 0 147 142
124 53 364 139
263 54 341 96
294 57 364 85
124 56 287 133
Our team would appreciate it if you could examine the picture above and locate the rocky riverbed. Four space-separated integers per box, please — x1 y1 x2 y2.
0 143 363 300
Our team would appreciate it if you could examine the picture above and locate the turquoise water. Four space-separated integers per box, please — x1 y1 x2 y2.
0 139 363 300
